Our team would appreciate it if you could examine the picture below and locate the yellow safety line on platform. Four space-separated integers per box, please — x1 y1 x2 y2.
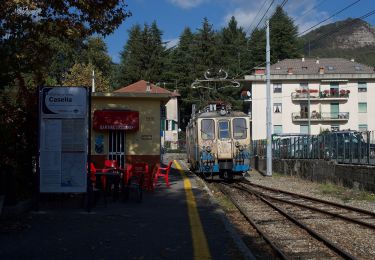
174 160 212 260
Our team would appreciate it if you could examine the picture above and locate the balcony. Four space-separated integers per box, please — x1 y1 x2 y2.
291 89 350 101
292 112 349 122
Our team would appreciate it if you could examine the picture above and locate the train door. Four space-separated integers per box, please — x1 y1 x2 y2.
217 119 232 159
108 130 125 168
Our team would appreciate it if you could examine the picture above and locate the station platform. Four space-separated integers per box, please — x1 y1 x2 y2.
0 159 252 259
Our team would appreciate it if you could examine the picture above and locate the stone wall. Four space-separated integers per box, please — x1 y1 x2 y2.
254 157 375 192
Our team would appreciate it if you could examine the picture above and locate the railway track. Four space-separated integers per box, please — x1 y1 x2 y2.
217 180 375 259
240 180 375 229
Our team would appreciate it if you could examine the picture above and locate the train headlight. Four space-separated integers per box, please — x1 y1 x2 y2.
206 146 212 153
235 141 240 148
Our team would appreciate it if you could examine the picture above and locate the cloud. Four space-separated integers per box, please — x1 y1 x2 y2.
222 1 278 35
164 38 180 49
167 0 207 9
285 0 330 35
222 0 329 35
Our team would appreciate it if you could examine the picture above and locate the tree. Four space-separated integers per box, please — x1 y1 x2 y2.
269 6 301 62
116 24 144 87
248 28 266 68
0 0 131 88
219 16 249 76
116 21 166 87
78 37 113 78
192 18 220 75
63 63 110 92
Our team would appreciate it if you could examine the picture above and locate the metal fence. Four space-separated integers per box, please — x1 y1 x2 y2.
253 131 375 165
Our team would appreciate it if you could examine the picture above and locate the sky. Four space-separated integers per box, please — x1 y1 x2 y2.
104 0 375 63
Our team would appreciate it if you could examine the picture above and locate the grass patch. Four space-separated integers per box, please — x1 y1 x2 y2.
318 183 375 202
208 183 237 211
271 172 283 178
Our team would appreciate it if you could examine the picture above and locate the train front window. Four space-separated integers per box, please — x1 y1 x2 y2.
233 118 247 139
201 119 214 140
218 120 230 139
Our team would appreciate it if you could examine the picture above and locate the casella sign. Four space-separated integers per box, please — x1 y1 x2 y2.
42 87 87 117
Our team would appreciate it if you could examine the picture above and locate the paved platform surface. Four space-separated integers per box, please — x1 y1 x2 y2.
0 159 245 260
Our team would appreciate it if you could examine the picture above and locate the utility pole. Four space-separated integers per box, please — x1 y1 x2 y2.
308 84 311 135
92 70 95 93
266 20 272 177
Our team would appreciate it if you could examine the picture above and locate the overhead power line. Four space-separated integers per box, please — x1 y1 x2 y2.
253 0 276 32
297 0 361 36
280 0 289 8
246 0 270 35
293 0 326 23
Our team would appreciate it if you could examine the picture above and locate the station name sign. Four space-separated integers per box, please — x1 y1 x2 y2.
42 87 86 117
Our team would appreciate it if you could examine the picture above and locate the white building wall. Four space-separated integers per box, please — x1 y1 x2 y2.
367 82 375 130
252 82 267 140
250 78 375 140
163 96 179 148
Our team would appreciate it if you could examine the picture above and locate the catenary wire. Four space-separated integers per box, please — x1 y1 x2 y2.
297 0 361 36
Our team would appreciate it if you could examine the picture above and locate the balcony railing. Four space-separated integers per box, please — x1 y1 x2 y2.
292 112 349 122
291 89 350 101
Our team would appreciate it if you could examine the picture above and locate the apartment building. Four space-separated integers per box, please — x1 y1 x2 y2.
245 58 375 140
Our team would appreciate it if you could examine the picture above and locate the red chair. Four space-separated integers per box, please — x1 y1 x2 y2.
89 163 96 184
153 161 173 188
104 159 118 169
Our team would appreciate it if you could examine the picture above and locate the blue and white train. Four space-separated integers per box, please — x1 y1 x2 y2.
186 106 251 179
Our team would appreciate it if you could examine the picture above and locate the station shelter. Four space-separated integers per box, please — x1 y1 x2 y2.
91 80 172 171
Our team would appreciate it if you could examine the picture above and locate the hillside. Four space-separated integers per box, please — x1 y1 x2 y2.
300 19 375 66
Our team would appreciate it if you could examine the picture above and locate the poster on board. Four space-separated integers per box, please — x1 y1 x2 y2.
39 87 89 193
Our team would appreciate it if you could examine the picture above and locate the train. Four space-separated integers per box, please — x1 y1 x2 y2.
186 104 252 180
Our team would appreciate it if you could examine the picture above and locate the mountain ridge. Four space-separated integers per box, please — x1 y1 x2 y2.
300 19 375 66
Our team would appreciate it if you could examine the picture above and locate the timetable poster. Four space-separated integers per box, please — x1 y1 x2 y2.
39 87 88 193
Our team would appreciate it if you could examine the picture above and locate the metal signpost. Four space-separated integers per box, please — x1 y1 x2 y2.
38 86 89 193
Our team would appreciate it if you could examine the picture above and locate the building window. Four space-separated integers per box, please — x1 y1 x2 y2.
274 125 282 134
273 103 282 113
160 105 166 119
300 82 308 88
358 124 368 131
273 83 282 93
300 125 309 134
165 120 176 131
358 102 367 113
331 125 339 131
358 82 367 92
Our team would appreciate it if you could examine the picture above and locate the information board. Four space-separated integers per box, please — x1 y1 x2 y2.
39 87 89 193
